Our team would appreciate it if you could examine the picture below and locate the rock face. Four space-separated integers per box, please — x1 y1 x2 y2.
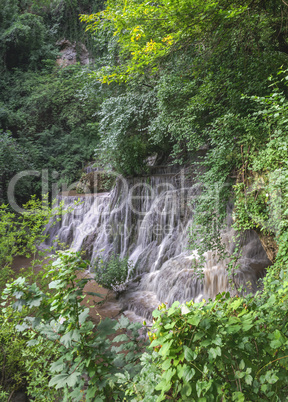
257 231 278 263
75 170 115 194
46 167 271 318
56 39 90 67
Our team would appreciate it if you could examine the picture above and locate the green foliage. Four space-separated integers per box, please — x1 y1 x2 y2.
1 250 147 401
94 253 134 290
0 0 106 204
0 197 64 399
0 195 77 399
233 70 288 238
79 0 288 178
81 0 252 83
0 191 74 294
21 336 62 401
0 309 61 401
3 1 288 400
0 313 27 399
0 196 55 289
116 351 161 401
0 64 102 201
0 130 34 205
2 12 47 69
2 223 288 401
81 0 287 83
0 0 104 72
0 1 58 71
97 86 162 175
142 271 288 401
188 66 288 266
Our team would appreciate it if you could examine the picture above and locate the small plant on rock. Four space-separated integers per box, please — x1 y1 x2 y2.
94 254 134 291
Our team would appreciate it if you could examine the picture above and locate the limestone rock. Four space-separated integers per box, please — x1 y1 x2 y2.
56 39 90 67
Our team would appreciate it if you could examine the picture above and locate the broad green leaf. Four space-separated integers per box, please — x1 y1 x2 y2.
208 346 221 359
49 280 61 289
159 340 173 356
162 368 176 383
26 339 40 346
113 334 130 342
97 317 116 335
187 315 201 326
181 383 192 397
66 371 82 387
184 345 196 362
239 360 245 370
15 323 29 332
182 366 196 382
79 308 90 325
49 374 69 389
245 374 253 385
232 392 245 401
161 359 172 370
50 360 65 373
60 330 81 347
29 297 42 307
86 387 97 401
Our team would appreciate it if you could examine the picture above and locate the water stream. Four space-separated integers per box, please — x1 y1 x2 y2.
46 168 270 319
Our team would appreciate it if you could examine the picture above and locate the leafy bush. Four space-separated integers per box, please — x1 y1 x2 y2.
117 260 288 401
0 310 61 402
2 250 146 401
0 196 54 290
0 195 76 399
3 245 288 401
94 253 134 290
0 0 106 205
81 0 288 177
0 65 102 201
0 130 35 205
232 71 288 238
0 313 27 399
96 88 161 175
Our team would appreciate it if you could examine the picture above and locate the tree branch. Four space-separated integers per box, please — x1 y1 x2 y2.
142 83 154 89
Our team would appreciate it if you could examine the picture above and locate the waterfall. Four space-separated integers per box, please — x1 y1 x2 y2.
46 168 271 319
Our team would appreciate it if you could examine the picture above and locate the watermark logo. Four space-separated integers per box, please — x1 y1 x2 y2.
6 167 283 240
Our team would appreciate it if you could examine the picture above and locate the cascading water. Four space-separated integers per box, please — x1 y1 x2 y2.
46 167 271 319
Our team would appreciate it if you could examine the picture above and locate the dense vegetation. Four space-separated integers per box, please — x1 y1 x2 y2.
1 219 288 400
2 0 288 400
0 0 104 205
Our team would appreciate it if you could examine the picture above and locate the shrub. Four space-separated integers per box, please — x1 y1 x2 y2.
142 265 288 401
0 310 61 402
94 254 134 291
2 250 146 401
0 313 27 399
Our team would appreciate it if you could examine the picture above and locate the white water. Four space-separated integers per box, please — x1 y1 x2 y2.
46 169 270 318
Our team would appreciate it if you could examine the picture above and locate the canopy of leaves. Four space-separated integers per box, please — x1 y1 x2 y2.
79 0 288 177
81 0 284 82
0 0 108 204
